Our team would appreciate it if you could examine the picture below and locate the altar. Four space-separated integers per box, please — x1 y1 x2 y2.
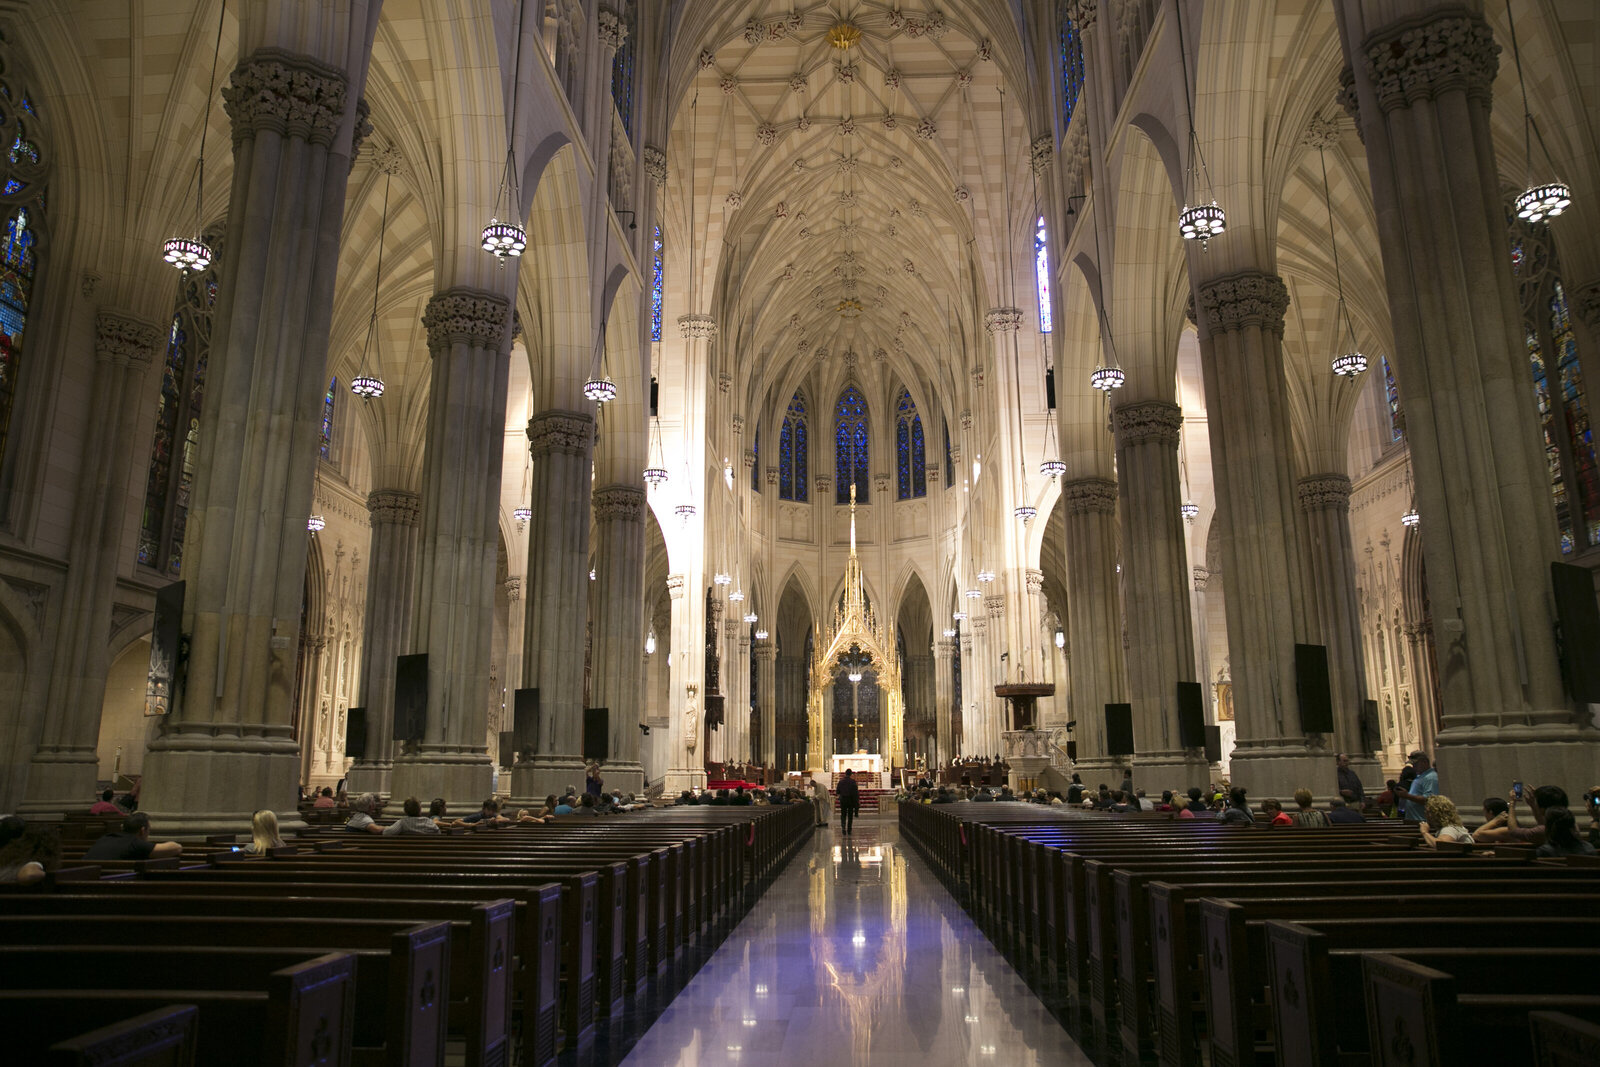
832 753 882 776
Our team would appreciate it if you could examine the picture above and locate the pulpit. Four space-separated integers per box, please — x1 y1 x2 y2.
994 683 1055 731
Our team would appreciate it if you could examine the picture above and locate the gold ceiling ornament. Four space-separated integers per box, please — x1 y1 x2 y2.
836 297 864 318
827 20 862 49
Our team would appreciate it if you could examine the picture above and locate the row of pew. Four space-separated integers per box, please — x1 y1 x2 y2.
2 802 813 1066
898 800 1599 1067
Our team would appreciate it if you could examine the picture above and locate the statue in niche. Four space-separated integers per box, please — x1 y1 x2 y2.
685 684 699 753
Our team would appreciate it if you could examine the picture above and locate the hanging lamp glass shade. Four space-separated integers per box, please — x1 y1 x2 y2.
1180 500 1199 521
713 573 732 586
513 505 532 522
942 627 957 638
306 515 326 532
1040 458 1066 479
674 503 697 520
977 570 996 584
350 373 386 399
728 588 745 602
743 612 758 624
754 628 769 640
583 375 617 403
643 466 669 487
1014 504 1038 523
1331 350 1368 378
481 218 527 259
952 611 967 622
1178 201 1226 244
964 588 982 601
1401 509 1420 528
1515 181 1571 223
1090 364 1125 391
163 235 213 272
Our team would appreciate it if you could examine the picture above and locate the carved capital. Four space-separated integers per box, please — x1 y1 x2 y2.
717 371 732 394
94 309 163 366
592 484 646 523
666 574 687 599
1195 271 1290 336
596 7 628 51
926 464 941 484
1025 569 1045 595
985 595 1005 620
642 145 667 186
526 409 594 459
1193 566 1211 592
815 474 833 496
504 575 522 601
731 414 745 435
765 466 780 485
1064 0 1097 31
970 616 989 637
1297 473 1353 511
742 448 757 470
960 410 973 430
1111 400 1183 446
1337 67 1362 136
422 287 511 351
984 306 1024 333
678 314 717 340
1029 135 1054 174
1363 10 1498 112
1301 112 1342 149
1572 280 1600 334
754 642 777 661
873 472 891 494
349 97 373 163
367 488 421 526
223 49 349 146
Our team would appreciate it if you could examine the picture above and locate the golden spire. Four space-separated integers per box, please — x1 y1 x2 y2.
849 482 857 557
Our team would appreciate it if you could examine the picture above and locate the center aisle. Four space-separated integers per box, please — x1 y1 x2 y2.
622 815 1089 1067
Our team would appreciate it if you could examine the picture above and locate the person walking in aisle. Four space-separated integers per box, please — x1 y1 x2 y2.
837 768 861 837
810 776 831 827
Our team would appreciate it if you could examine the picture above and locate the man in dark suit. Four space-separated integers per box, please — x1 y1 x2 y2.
836 768 861 837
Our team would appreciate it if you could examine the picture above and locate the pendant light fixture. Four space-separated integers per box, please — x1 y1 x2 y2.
1507 1 1571 223
1317 143 1368 377
351 168 394 400
307 515 326 533
1401 506 1420 528
1180 500 1199 522
1039 409 1066 479
1174 2 1225 248
513 454 532 525
998 84 1040 526
755 628 769 640
1076 194 1127 392
584 218 618 402
644 415 670 487
483 10 528 261
163 0 226 271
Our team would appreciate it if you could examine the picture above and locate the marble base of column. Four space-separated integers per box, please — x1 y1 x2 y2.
342 759 393 798
1226 744 1335 803
664 765 707 794
509 754 587 805
1433 727 1600 813
15 749 101 816
1129 752 1212 794
601 761 645 795
137 735 305 838
390 749 494 809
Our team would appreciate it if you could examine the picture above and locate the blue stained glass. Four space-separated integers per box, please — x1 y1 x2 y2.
835 385 869 503
1381 355 1402 442
610 6 637 134
2 179 23 195
780 390 808 501
895 387 926 499
1059 15 1084 126
320 378 336 458
796 418 808 499
141 266 216 571
1035 216 1053 333
1550 280 1600 548
651 225 663 342
0 204 35 471
912 418 926 497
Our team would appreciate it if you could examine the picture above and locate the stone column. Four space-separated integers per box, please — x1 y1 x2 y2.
934 637 955 764
590 484 646 792
755 640 776 766
141 49 370 834
1335 3 1593 798
663 574 706 793
1192 272 1321 797
512 409 595 800
22 311 162 813
969 614 995 758
390 289 512 806
1111 402 1208 787
344 489 420 796
1298 474 1382 791
958 630 975 756
1057 477 1125 778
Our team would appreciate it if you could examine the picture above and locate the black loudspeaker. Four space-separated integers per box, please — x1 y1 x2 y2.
1177 682 1205 748
649 377 659 417
583 708 608 762
1204 725 1223 765
1359 698 1380 754
1066 740 1078 762
345 707 368 760
1104 703 1135 756
1552 562 1600 702
1045 368 1057 410
1294 643 1335 734
144 580 185 716
513 688 540 756
394 654 429 744
498 731 517 768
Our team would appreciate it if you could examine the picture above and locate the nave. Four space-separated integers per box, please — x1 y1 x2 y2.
623 815 1086 1067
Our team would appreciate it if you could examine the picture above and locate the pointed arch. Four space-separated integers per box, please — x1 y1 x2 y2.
895 385 927 500
778 388 808 501
834 384 869 503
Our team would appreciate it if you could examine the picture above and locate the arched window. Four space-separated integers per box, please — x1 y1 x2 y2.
650 224 663 342
835 385 869 503
319 378 337 460
895 386 926 499
1059 11 1084 126
1035 216 1053 333
944 417 954 488
1380 354 1402 442
0 68 49 480
609 2 637 134
137 263 219 574
779 390 808 502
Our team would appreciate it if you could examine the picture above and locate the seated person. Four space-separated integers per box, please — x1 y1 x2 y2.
568 793 601 816
1221 788 1255 825
1185 787 1208 815
1289 788 1329 827
0 824 61 884
1326 797 1366 823
1474 784 1565 846
730 786 753 807
1535 807 1596 857
344 793 386 834
1419 795 1473 847
428 797 451 828
85 812 183 860
675 790 697 806
384 796 443 835
312 787 336 809
553 794 578 815
244 809 285 853
1155 790 1176 812
0 814 24 850
537 794 559 819
460 799 510 827
89 788 123 816
1260 798 1294 826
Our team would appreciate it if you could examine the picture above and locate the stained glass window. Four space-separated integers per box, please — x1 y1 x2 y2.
1059 12 1084 126
1035 216 1053 333
835 386 869 503
610 4 637 134
779 390 808 501
651 225 663 342
138 263 218 575
1380 355 1402 442
895 387 926 499
0 203 37 474
320 378 337 459
1550 281 1600 550
1526 326 1572 551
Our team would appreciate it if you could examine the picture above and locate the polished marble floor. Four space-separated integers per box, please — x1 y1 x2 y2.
620 815 1090 1067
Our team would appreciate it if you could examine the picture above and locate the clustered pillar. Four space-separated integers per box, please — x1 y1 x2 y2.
590 484 647 792
1058 476 1125 779
344 488 420 796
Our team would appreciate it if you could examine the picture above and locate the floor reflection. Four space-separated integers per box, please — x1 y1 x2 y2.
621 818 1089 1067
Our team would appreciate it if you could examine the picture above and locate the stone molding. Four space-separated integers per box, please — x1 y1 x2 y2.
94 309 163 366
984 307 1023 333
1363 10 1498 112
1029 135 1054 174
1195 271 1290 337
1297 473 1354 511
422 287 511 351
642 145 667 185
1060 476 1118 515
678 314 717 340
1193 566 1211 592
765 466 779 485
1111 400 1183 446
527 410 594 459
504 575 521 601
592 484 646 523
1301 112 1342 149
223 49 349 146
985 595 1004 620
1025 569 1045 595
596 7 628 50
666 574 687 599
1573 279 1600 334
367 488 421 526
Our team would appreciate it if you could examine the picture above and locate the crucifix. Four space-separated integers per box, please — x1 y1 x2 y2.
847 669 865 751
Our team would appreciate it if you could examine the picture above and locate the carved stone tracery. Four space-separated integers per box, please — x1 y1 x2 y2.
1297 474 1354 511
94 310 162 366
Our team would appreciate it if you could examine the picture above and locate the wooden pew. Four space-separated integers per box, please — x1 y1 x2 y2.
46 1005 199 1067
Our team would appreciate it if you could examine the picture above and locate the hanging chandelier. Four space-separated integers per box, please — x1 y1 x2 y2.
674 503 697 521
163 0 226 272
952 611 967 622
307 515 326 533
713 573 732 586
1090 364 1125 391
977 570 995 584
351 169 395 400
1174 3 1225 248
1181 500 1199 521
1401 508 1419 528
583 375 617 403
644 416 670 487
513 504 532 523
483 24 528 264
1040 457 1066 479
1014 504 1038 523
1507 1 1572 223
964 588 981 601
943 627 957 638
743 612 758 624
728 588 745 602
755 628 769 640
1315 144 1367 378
